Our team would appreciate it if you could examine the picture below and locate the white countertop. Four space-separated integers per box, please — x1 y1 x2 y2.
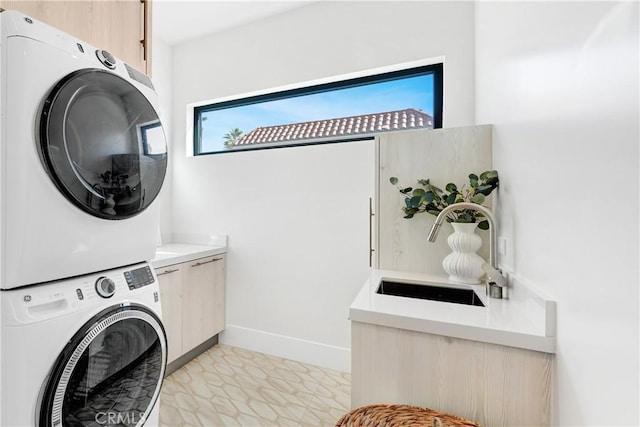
151 243 227 269
350 269 556 353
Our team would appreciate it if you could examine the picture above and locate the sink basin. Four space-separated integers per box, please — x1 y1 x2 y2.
377 280 484 307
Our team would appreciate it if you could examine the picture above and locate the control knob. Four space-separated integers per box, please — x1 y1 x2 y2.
95 277 116 298
95 49 116 69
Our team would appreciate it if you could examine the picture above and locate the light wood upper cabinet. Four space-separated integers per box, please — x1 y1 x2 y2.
0 0 152 75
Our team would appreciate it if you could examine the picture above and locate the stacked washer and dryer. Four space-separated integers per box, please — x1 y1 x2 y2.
0 10 169 427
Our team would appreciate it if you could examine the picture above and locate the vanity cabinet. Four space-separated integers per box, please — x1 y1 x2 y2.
156 254 226 366
0 0 152 75
351 321 552 427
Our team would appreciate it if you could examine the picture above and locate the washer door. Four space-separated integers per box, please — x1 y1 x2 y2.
39 69 167 220
39 304 167 427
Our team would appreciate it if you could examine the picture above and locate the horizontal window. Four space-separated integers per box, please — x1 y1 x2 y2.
193 62 443 155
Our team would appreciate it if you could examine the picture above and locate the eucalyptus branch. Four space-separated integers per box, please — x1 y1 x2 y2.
390 171 499 230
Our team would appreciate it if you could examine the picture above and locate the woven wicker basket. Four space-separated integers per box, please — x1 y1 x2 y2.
335 404 480 427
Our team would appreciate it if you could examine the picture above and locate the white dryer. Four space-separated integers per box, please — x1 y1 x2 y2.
0 262 167 426
0 10 168 289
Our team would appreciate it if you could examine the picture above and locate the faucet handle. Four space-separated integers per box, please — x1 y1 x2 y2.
482 263 508 288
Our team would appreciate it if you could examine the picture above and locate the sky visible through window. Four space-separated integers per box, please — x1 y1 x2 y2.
199 74 434 154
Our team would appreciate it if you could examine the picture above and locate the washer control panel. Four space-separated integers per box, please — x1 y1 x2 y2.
124 266 155 290
1 263 159 325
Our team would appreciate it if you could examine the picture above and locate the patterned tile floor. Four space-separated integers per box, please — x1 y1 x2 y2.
159 344 351 426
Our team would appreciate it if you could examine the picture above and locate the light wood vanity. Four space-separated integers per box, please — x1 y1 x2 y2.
359 125 555 425
350 269 555 426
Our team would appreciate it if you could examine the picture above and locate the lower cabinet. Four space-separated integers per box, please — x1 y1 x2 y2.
156 254 226 367
351 321 552 427
157 262 184 364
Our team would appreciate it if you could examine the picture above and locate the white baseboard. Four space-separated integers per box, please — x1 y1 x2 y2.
219 324 351 373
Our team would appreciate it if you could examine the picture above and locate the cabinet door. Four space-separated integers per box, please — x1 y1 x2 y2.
0 0 151 74
182 255 226 352
351 321 552 426
156 265 183 364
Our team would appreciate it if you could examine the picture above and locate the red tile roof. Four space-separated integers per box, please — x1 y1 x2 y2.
229 108 433 147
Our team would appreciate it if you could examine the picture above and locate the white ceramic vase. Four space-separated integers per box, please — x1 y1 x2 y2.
442 222 485 284
101 193 117 216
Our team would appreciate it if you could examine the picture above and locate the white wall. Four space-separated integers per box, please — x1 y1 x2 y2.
164 1 476 371
475 2 639 425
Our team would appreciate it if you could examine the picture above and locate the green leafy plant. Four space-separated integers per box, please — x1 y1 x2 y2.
389 170 499 230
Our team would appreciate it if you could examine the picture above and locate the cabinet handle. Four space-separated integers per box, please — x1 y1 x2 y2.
157 268 179 276
140 0 147 61
369 197 375 267
191 257 222 268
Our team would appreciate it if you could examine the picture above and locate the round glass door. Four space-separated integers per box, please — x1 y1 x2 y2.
39 69 168 220
39 304 167 427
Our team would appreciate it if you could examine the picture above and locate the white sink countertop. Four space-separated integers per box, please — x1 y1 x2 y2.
350 269 556 353
151 243 227 269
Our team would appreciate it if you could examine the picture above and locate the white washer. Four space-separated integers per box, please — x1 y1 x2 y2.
0 11 168 289
0 262 167 427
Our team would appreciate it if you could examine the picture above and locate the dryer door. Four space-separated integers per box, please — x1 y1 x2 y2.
39 69 167 220
39 304 167 427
